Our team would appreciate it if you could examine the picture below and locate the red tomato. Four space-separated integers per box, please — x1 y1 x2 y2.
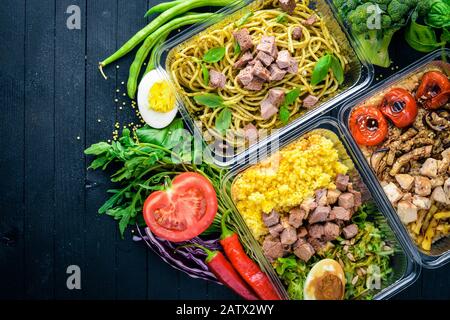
143 172 218 242
380 88 418 128
416 71 450 110
349 105 389 147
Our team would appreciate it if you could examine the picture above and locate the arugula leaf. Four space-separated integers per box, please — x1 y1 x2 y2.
203 47 226 63
215 107 232 133
236 12 253 27
279 105 290 125
311 54 332 86
194 93 224 108
84 142 111 155
276 13 287 23
234 41 241 56
201 63 209 85
330 55 344 85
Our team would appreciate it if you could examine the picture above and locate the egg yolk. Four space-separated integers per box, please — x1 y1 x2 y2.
148 81 175 113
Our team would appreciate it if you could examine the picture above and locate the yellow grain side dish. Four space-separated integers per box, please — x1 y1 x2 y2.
232 134 348 240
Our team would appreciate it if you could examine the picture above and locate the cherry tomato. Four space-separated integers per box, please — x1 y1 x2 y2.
349 105 389 147
143 172 218 242
416 71 450 110
380 88 418 128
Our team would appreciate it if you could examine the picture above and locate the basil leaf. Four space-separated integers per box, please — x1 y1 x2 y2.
85 142 112 155
136 125 169 145
330 55 344 85
201 63 209 86
234 41 241 56
276 13 287 23
311 54 332 86
283 88 301 106
426 1 450 28
194 93 224 108
279 105 290 125
215 107 232 133
203 47 226 63
236 12 253 27
163 118 186 149
405 19 444 53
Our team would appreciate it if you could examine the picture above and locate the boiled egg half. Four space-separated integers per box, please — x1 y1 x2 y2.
304 259 346 300
137 69 178 129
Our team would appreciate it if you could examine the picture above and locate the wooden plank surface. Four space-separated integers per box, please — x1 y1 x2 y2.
0 0 449 300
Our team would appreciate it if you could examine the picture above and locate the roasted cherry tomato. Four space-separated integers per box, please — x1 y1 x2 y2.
143 172 218 242
380 88 418 128
416 71 450 110
349 105 389 146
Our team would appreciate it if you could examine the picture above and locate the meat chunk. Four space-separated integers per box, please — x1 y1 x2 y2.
233 51 253 69
255 51 274 67
395 174 414 191
262 236 284 260
414 176 432 196
315 189 328 206
351 190 362 208
262 209 279 227
300 197 317 215
308 206 330 224
323 222 340 241
252 60 271 81
209 70 226 89
292 26 302 40
420 158 438 178
268 63 287 81
268 223 284 237
243 123 258 141
338 193 355 209
257 36 277 56
293 242 315 262
280 226 297 245
304 14 317 25
297 227 308 238
397 201 418 224
342 224 358 239
286 59 298 74
329 206 351 221
260 88 285 120
302 95 319 108
288 207 305 228
276 50 292 69
383 182 403 204
431 186 449 204
335 174 349 191
307 237 326 252
308 224 324 238
279 0 296 14
261 99 279 119
412 195 431 210
237 66 254 86
244 77 265 91
327 189 341 205
267 88 285 106
233 28 253 51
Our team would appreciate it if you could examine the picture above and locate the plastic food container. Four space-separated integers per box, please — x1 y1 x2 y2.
154 0 373 167
339 49 450 269
221 117 420 300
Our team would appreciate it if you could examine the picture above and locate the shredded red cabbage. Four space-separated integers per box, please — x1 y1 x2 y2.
134 226 222 284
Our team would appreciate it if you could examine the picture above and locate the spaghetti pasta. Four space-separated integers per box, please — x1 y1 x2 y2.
168 0 348 146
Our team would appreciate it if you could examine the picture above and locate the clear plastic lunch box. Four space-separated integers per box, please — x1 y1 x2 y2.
339 49 450 269
220 116 421 300
154 0 373 167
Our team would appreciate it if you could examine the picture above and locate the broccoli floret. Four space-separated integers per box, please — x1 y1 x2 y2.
334 0 417 67
416 0 440 17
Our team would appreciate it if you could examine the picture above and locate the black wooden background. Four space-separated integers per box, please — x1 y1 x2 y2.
0 0 449 300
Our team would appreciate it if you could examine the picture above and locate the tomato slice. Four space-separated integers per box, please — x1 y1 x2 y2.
416 71 450 110
380 88 418 128
349 105 388 147
143 172 218 242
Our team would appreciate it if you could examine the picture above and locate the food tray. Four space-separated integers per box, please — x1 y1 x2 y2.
339 49 450 269
221 117 420 300
154 0 373 167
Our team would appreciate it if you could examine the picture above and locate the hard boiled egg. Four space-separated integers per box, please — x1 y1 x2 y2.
137 69 178 129
304 259 346 300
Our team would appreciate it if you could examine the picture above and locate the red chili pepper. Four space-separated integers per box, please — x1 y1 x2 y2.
185 244 259 300
349 105 389 146
220 212 281 300
380 88 418 128
416 71 450 110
